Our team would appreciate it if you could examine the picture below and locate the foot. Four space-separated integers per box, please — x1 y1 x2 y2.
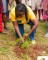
31 40 36 45
45 32 48 38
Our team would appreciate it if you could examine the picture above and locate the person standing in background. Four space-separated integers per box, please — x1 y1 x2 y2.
7 0 16 21
43 0 48 37
22 0 43 20
23 0 35 12
25 0 32 8
22 0 37 17
29 0 43 20
0 0 3 32
35 0 44 20
8 0 16 11
40 0 44 17
2 0 9 30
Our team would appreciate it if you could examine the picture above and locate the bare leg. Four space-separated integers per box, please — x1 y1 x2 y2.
33 9 37 16
41 9 43 16
2 13 7 29
38 10 41 21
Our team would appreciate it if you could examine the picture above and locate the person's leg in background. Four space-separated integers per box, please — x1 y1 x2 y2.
2 0 9 30
33 9 37 17
38 9 41 21
28 21 36 44
15 24 24 38
40 9 43 22
41 9 43 16
0 13 3 32
6 11 10 22
2 13 7 30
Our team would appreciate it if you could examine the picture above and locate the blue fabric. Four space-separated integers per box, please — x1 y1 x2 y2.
6 0 8 11
6 0 9 18
28 21 36 40
16 24 24 37
6 11 9 18
16 21 36 40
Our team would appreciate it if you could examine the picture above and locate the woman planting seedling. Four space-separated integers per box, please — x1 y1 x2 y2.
10 0 38 45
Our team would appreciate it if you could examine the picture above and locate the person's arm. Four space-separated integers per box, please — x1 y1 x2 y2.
12 21 24 42
24 18 38 39
9 7 22 38
24 6 38 39
28 18 38 36
9 7 24 42
12 21 22 38
10 7 22 38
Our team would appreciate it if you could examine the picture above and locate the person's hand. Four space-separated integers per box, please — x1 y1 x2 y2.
20 37 24 43
24 34 29 40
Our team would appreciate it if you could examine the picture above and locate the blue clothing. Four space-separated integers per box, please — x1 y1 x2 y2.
28 21 36 40
6 0 9 18
16 21 36 40
6 0 8 11
16 24 24 37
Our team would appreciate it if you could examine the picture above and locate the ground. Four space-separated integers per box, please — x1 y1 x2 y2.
0 21 48 60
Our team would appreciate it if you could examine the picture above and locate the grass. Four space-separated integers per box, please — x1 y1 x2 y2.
0 21 48 60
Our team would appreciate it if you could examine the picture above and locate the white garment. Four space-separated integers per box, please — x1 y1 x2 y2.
31 0 35 10
27 0 32 6
22 0 26 4
35 0 43 9
26 0 35 10
22 0 43 10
